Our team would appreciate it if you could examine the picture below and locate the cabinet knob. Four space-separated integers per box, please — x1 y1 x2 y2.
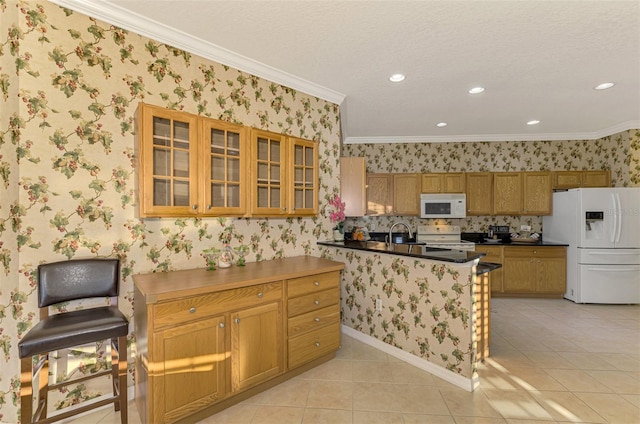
234 318 240 324
189 307 196 313
192 204 198 210
314 281 320 286
315 342 321 347
314 317 320 322
314 300 320 305
257 292 264 298
207 204 212 210
282 207 286 211
219 322 225 328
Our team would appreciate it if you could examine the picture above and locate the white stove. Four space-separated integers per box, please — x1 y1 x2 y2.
416 225 476 251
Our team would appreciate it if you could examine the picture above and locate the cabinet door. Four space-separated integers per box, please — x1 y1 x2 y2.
152 316 227 423
443 173 466 193
201 119 247 216
475 246 503 293
288 137 318 216
366 174 393 215
421 174 443 193
582 170 610 187
250 130 287 215
552 171 582 189
523 172 552 215
465 173 493 215
535 247 567 294
231 302 283 392
340 157 366 216
393 174 420 215
503 248 536 292
137 103 200 217
493 173 523 215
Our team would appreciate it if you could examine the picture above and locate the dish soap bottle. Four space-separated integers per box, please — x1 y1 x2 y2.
218 243 233 268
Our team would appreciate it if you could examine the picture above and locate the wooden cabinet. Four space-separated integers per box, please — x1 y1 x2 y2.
421 173 465 193
134 257 344 423
466 173 493 215
340 157 366 216
492 171 552 215
366 174 393 215
522 172 552 215
552 170 610 189
501 246 566 297
287 271 341 369
493 173 523 215
249 130 318 217
393 174 420 215
231 302 283 392
136 103 248 217
475 245 503 294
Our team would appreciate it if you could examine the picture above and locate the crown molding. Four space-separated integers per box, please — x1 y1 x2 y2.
48 0 346 105
344 120 640 144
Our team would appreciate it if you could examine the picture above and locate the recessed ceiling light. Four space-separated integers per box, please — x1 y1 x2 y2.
594 82 615 90
436 122 447 127
389 73 405 82
468 87 485 94
527 120 540 125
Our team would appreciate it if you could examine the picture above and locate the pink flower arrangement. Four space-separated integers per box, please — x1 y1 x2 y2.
327 194 346 229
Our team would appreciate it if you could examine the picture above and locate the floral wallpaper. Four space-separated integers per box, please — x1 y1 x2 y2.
0 2 341 422
320 246 478 380
343 130 639 234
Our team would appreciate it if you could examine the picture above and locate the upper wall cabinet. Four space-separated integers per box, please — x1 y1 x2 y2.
465 173 493 216
366 174 393 215
393 174 420 215
493 172 523 215
421 173 465 193
137 103 202 217
552 170 611 189
493 171 552 216
249 129 318 217
522 172 552 215
340 157 366 217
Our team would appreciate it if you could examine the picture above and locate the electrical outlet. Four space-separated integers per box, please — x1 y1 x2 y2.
375 298 382 312
520 225 531 231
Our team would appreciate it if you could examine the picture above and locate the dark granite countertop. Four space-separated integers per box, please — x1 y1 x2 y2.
477 262 503 275
318 240 485 264
461 232 568 247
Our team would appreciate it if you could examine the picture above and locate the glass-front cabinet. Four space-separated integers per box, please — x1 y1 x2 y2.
289 137 318 216
250 130 318 216
137 103 199 217
137 103 317 218
201 119 246 216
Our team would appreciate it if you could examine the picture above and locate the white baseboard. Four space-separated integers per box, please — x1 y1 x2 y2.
341 325 479 392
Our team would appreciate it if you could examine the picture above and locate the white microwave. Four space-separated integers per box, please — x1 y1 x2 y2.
420 193 467 219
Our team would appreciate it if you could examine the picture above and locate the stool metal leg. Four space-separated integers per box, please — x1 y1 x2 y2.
117 335 128 424
20 356 34 424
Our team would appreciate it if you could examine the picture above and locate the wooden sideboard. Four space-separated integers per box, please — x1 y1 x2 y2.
133 256 344 423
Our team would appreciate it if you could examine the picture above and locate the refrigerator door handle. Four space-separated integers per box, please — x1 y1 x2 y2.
587 267 640 272
610 192 617 243
614 192 622 244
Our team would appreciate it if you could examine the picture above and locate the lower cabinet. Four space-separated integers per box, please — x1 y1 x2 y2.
501 246 566 296
475 245 503 294
134 257 344 424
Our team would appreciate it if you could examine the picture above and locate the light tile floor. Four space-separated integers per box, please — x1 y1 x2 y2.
78 298 639 423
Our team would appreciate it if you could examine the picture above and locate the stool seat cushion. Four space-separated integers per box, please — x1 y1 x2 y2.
19 306 128 358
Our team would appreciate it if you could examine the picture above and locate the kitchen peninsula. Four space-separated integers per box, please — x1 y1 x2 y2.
318 240 496 392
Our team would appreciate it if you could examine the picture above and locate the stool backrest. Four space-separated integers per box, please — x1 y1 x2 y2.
38 258 120 308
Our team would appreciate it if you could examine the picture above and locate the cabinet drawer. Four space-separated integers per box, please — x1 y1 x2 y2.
287 271 340 298
504 246 565 259
288 303 340 337
154 282 283 328
288 322 340 369
287 287 339 317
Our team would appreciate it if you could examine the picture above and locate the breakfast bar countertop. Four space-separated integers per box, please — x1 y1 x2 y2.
318 240 485 264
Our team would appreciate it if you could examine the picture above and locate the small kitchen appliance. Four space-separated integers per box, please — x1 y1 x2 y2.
419 193 466 219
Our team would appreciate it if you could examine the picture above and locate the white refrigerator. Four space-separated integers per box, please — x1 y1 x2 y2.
543 188 640 304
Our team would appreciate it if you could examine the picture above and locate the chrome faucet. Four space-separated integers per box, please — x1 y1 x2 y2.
388 222 413 245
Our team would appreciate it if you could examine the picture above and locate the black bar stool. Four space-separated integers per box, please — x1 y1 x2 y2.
19 258 129 424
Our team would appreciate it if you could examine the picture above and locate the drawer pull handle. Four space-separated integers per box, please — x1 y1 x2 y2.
219 322 225 328
315 342 321 347
234 318 240 324
314 281 320 286
314 300 320 305
189 307 196 314
314 317 320 322
257 292 264 298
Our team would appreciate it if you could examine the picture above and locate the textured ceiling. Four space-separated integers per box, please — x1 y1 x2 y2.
52 0 640 143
